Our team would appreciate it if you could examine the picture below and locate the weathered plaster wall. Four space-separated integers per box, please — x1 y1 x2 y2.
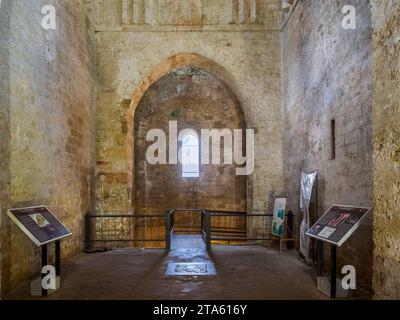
371 0 400 300
0 0 12 299
0 0 95 295
89 0 284 215
1 0 398 300
134 67 247 214
282 0 374 291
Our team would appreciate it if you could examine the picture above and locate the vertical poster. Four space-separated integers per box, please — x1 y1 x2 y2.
272 198 287 237
299 171 318 262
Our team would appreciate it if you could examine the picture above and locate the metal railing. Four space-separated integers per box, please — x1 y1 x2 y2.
85 209 294 252
165 209 174 251
85 212 167 250
210 211 272 242
202 210 294 247
201 210 212 251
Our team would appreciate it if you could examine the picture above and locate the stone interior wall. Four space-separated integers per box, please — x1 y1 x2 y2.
0 1 12 298
0 0 95 295
371 0 400 300
134 66 247 215
83 0 281 30
2 0 399 299
89 0 284 215
282 0 374 291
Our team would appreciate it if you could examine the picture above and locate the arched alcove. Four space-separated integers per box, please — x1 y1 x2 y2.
133 66 247 218
125 53 251 213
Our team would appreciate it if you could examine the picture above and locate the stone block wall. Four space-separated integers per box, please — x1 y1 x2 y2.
0 0 95 295
371 0 400 299
84 0 281 30
2 0 399 300
88 0 284 215
0 1 12 298
282 0 374 291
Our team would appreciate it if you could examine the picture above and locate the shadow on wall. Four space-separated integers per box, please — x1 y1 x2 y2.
0 0 12 299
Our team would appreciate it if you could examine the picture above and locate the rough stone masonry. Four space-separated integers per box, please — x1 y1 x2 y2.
0 0 399 299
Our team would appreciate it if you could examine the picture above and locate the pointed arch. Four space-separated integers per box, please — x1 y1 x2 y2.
126 53 248 209
127 52 247 127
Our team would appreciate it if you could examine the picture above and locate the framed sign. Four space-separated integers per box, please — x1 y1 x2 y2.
271 197 287 237
7 206 72 247
306 205 371 247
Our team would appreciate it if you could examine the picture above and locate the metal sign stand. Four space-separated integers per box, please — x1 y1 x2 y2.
330 244 337 299
308 205 371 299
313 177 324 273
40 240 61 297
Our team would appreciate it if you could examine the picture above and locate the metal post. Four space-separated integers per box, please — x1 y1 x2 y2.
41 244 48 297
330 244 337 299
166 210 171 251
201 211 204 234
84 212 92 252
55 240 61 277
317 241 324 276
315 176 324 274
206 211 211 251
171 210 174 232
286 211 294 249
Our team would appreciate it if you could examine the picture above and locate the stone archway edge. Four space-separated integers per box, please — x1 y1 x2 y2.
127 52 247 124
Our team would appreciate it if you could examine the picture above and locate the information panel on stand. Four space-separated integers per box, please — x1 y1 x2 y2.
306 205 371 247
7 206 72 247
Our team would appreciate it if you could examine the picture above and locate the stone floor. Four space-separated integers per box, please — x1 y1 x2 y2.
7 236 327 300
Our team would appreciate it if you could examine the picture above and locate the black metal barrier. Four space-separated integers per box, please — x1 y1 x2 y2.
85 212 167 250
85 209 294 252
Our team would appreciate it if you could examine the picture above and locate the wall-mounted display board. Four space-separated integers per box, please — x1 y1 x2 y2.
306 205 371 247
7 206 72 247
272 197 287 237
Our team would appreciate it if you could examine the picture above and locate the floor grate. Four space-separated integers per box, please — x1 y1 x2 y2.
165 263 216 276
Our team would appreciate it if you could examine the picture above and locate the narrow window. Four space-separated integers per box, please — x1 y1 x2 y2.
181 133 200 178
331 119 336 160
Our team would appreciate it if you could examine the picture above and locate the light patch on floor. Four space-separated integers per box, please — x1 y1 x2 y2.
166 263 217 276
